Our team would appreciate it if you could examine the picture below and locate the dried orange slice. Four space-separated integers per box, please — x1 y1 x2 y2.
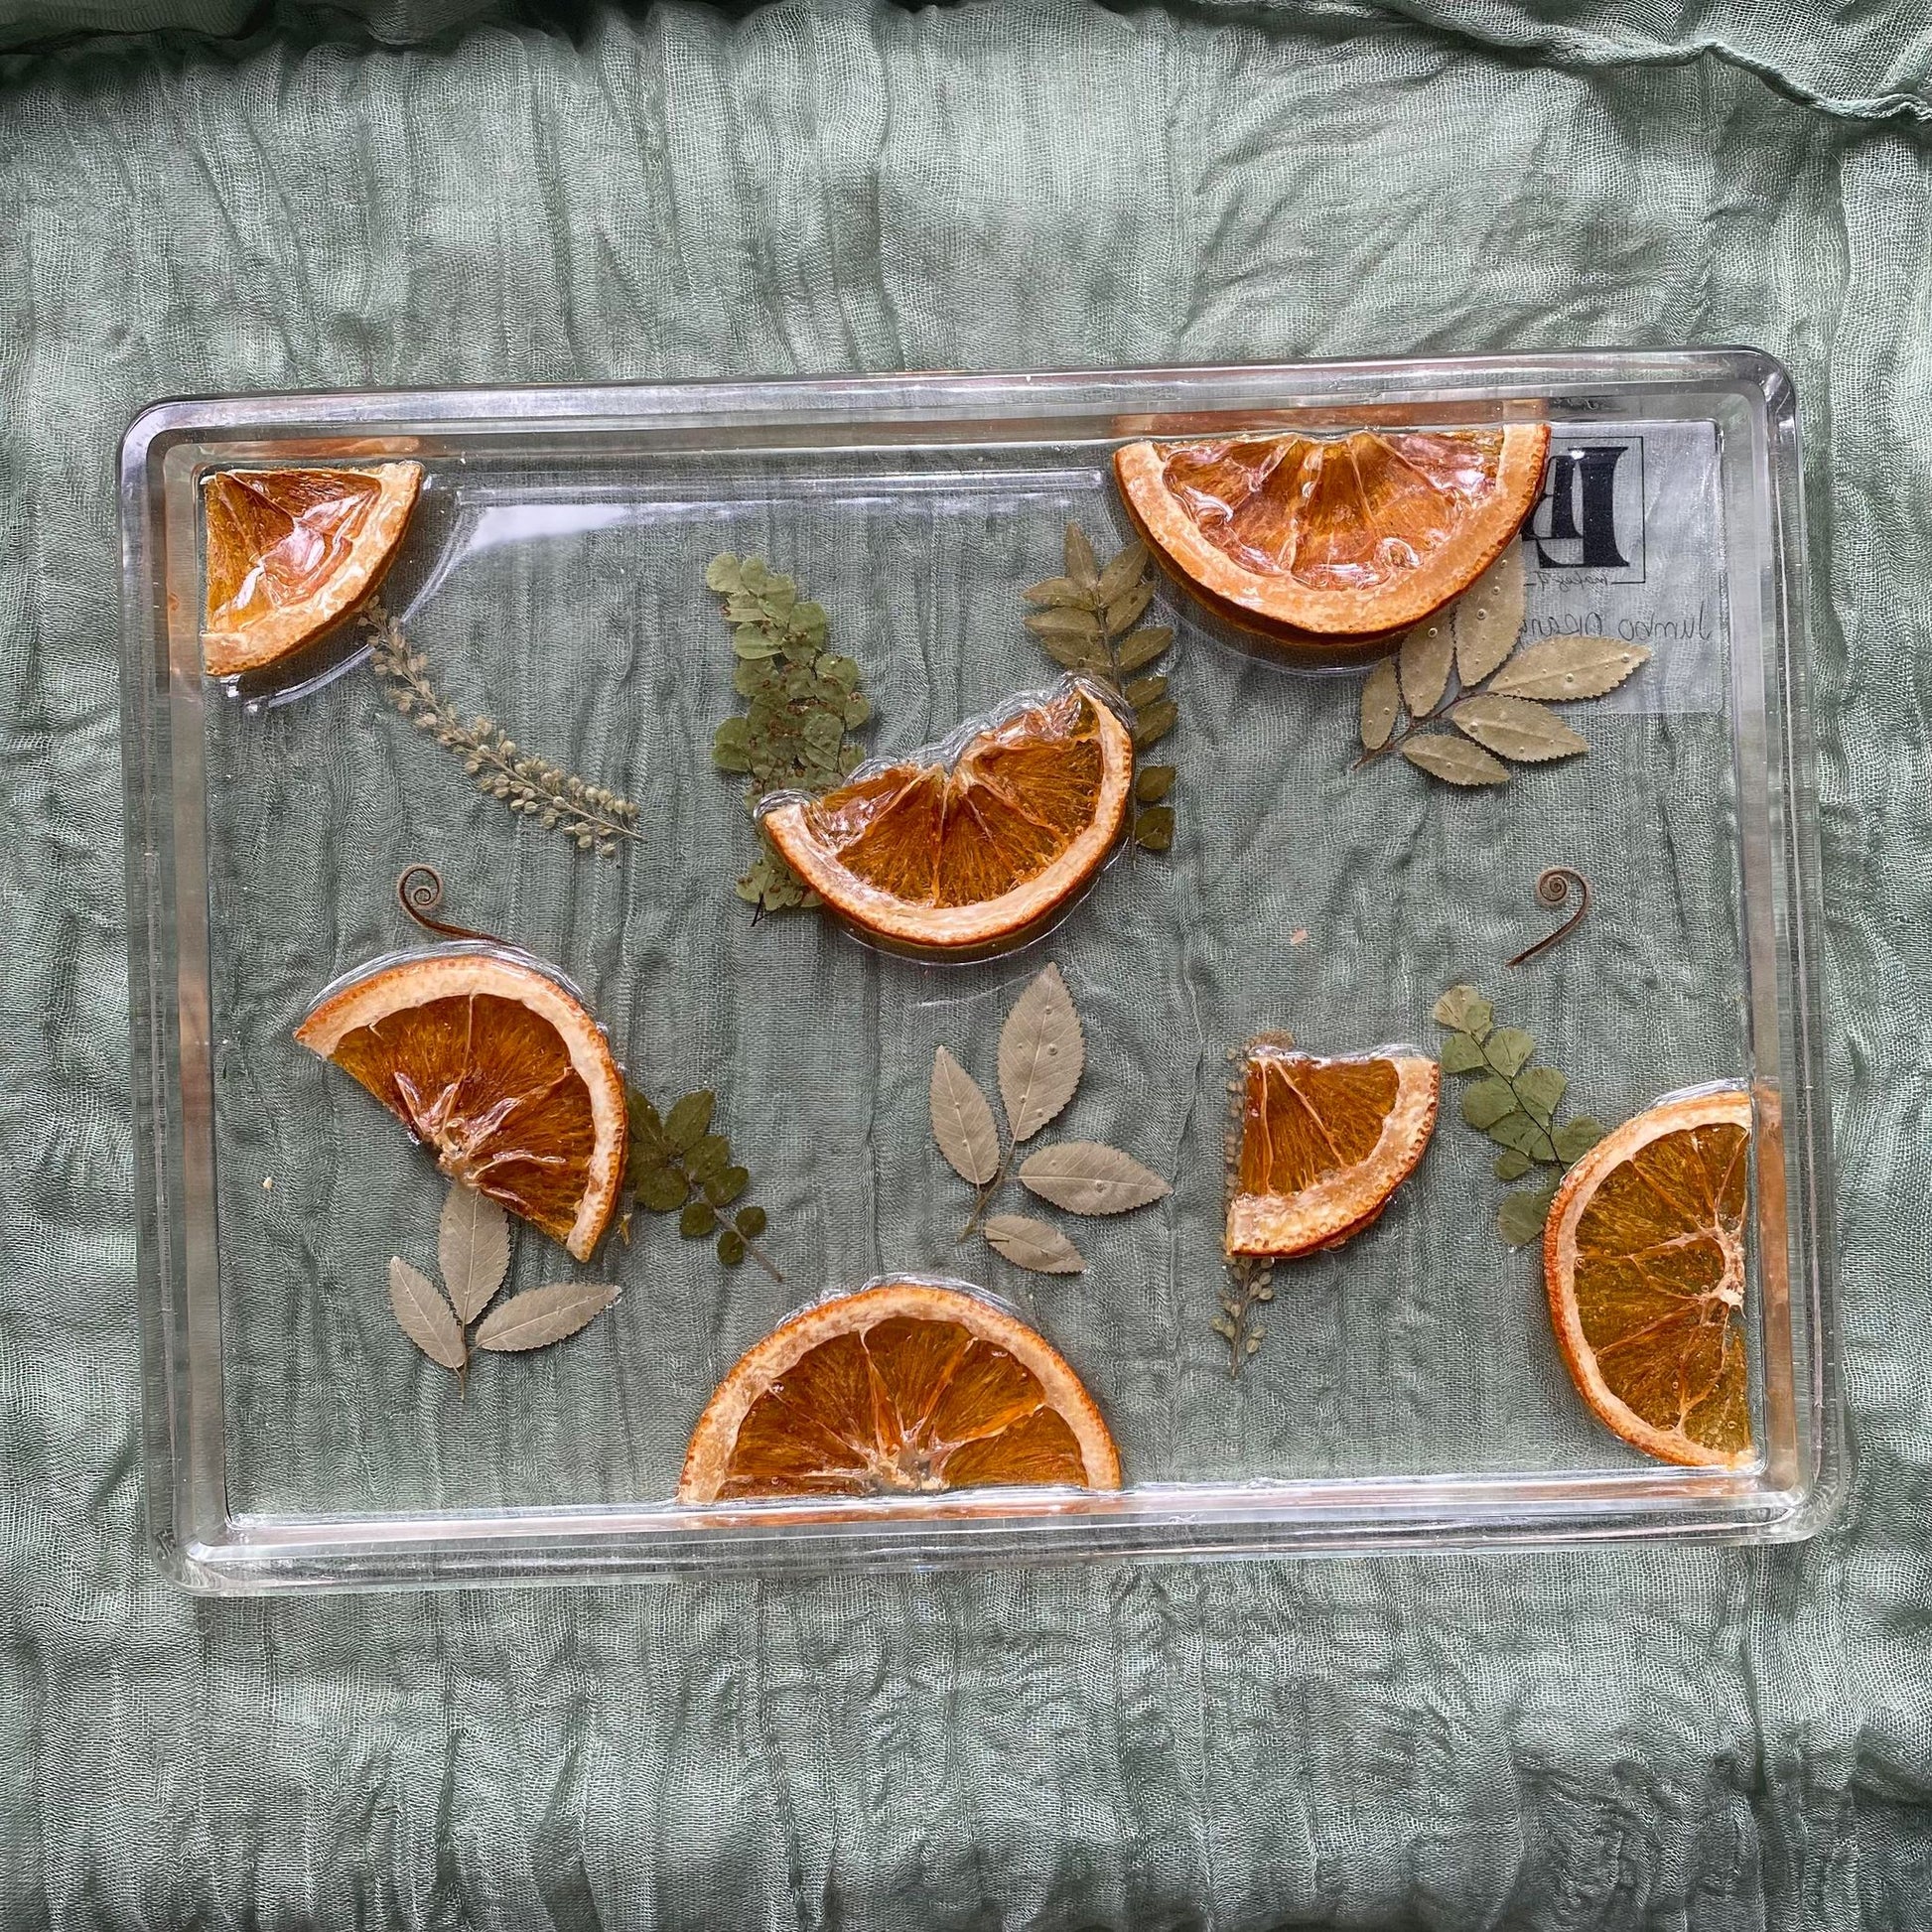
294 951 626 1261
1226 1044 1441 1257
202 462 422 677
1116 424 1549 641
759 681 1133 953
1543 1088 1753 1468
679 1280 1121 1503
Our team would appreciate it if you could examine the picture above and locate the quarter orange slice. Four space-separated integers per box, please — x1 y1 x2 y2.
679 1280 1121 1502
1226 1044 1441 1257
295 951 626 1261
1116 424 1549 641
202 462 422 677
1543 1088 1753 1468
759 681 1133 953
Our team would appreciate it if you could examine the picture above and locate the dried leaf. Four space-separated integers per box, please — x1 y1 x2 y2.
1488 635 1652 702
1433 985 1492 1038
1064 523 1100 591
704 1165 751 1208
680 1200 719 1237
705 554 744 593
1497 1184 1559 1249
1403 735 1510 786
1134 806 1174 852
474 1282 620 1352
1398 616 1454 715
984 1214 1086 1275
1040 636 1108 674
1017 1142 1172 1215
1360 658 1400 752
930 1046 1002 1187
1096 540 1150 607
1116 626 1173 674
1461 1077 1519 1130
1485 1028 1535 1077
1439 1034 1486 1074
1517 1064 1568 1124
1026 606 1104 642
686 1134 732 1181
634 1166 689 1213
1487 1112 1558 1161
1124 672 1168 710
1132 699 1177 750
1453 542 1526 686
1494 1149 1533 1181
438 1183 510 1323
1555 1116 1607 1164
387 1258 467 1371
1024 575 1094 609
1136 764 1175 804
717 1230 748 1267
735 1204 767 1239
664 1091 715 1153
998 963 1085 1143
1449 694 1588 764
1104 581 1155 637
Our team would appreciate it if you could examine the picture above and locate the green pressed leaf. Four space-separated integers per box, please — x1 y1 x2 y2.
1132 699 1177 750
1403 734 1511 786
732 625 784 660
1494 1149 1533 1181
713 718 753 772
1433 985 1493 1039
1486 1112 1558 1161
1360 657 1401 753
1096 540 1150 606
664 1091 715 1153
1041 636 1109 674
740 557 769 592
1027 607 1103 642
1555 1116 1607 1164
1115 626 1173 674
1449 693 1588 764
717 1229 748 1267
1134 807 1174 852
1439 1033 1486 1074
1461 1077 1518 1130
1124 673 1169 710
724 594 763 623
686 1133 731 1181
1136 764 1175 803
818 654 861 689
705 1166 751 1208
1104 581 1155 637
680 1200 720 1238
760 578 797 617
733 659 776 698
735 1204 767 1239
842 693 872 729
1487 635 1651 702
790 600 829 638
1497 1184 1559 1248
1484 1028 1535 1077
626 1089 667 1151
634 1166 689 1214
1517 1064 1568 1125
705 554 743 593
1064 523 1100 591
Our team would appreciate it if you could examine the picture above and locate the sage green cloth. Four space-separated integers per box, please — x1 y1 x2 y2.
2 1 1925 1924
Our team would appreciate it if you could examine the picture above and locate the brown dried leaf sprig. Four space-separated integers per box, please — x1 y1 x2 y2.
388 1180 619 1382
930 963 1171 1277
1024 523 1177 852
1217 1046 1274 1376
1354 543 1650 786
365 602 640 854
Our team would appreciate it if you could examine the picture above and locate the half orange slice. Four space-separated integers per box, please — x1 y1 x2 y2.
295 951 626 1260
1116 425 1549 642
679 1280 1122 1503
1226 1044 1441 1257
1543 1087 1753 1468
202 462 422 677
759 681 1133 953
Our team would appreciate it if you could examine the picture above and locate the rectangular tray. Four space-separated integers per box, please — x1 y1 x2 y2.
122 351 1842 1591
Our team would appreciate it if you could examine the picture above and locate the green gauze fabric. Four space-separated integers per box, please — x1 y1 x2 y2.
2 1 1927 1924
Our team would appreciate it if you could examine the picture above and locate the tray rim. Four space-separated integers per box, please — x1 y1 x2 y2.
119 348 1845 1593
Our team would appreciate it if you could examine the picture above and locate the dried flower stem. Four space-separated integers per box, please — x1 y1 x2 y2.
365 603 640 856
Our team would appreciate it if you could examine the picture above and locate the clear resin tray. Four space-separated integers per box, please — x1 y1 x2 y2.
121 352 1841 1591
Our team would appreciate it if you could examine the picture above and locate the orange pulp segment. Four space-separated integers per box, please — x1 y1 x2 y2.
1543 1088 1753 1468
679 1280 1122 1502
294 951 626 1261
1226 1044 1442 1257
759 681 1133 952
202 462 422 677
1115 424 1549 642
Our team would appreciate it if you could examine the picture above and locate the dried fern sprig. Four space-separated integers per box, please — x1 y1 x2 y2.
364 603 640 856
